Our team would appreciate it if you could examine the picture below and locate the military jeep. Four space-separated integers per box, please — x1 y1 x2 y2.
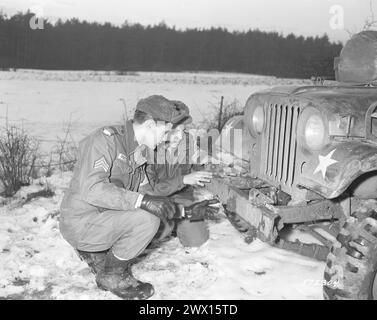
205 31 377 300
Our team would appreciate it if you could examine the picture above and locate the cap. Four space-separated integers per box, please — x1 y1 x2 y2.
171 100 193 127
136 95 192 125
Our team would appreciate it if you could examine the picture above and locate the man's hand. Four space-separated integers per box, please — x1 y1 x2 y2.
183 171 213 187
185 199 220 221
140 194 176 222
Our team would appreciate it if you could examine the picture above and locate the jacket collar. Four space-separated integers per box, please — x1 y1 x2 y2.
124 120 140 156
124 120 151 167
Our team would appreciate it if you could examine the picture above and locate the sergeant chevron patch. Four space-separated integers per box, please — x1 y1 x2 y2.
93 156 110 172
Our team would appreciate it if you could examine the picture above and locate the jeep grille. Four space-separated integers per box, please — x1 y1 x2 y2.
261 104 301 187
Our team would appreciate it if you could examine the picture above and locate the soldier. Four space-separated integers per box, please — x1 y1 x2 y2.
142 101 213 198
140 102 215 244
59 95 190 300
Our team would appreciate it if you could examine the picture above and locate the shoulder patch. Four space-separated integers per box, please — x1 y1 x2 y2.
102 126 116 136
102 126 124 136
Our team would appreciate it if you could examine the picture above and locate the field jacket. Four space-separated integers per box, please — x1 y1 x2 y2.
59 120 147 242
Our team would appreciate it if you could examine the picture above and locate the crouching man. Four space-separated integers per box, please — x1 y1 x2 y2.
59 95 189 300
141 102 217 246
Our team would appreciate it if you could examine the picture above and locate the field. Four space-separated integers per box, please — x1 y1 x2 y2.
0 70 311 150
0 70 328 300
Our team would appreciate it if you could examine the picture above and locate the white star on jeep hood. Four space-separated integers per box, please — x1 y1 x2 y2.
314 149 338 179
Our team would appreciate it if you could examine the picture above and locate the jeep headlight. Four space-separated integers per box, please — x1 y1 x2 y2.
304 114 326 150
252 106 265 134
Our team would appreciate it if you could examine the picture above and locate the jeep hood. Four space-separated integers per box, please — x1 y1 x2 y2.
254 85 377 138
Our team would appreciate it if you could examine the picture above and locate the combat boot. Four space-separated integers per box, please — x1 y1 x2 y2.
76 250 108 275
95 250 154 300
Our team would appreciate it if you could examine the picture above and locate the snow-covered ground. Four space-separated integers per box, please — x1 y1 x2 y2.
0 172 326 300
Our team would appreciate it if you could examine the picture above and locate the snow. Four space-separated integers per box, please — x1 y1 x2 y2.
0 172 325 300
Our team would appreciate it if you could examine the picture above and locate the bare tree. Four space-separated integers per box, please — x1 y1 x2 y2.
346 0 377 37
363 0 377 31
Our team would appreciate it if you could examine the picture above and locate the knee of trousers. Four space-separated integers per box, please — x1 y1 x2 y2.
111 209 161 260
132 209 161 237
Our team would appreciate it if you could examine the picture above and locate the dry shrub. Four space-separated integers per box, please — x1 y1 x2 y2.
200 97 243 131
39 119 78 176
0 125 39 197
25 187 55 203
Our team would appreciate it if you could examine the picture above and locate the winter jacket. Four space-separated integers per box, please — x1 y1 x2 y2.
142 133 194 196
59 120 148 244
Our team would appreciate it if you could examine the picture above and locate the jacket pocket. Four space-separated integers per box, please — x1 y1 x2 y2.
111 158 132 189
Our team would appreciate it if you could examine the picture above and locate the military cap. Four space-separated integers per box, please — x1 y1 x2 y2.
136 95 192 125
171 100 193 126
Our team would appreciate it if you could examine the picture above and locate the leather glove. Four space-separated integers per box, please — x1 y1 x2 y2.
140 194 177 223
185 199 220 222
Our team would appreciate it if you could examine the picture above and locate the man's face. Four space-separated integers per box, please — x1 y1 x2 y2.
144 120 173 149
166 124 185 150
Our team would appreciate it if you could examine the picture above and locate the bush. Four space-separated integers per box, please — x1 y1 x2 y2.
52 135 77 172
53 121 78 172
0 125 39 197
25 187 55 203
115 70 139 76
200 97 244 131
38 119 78 176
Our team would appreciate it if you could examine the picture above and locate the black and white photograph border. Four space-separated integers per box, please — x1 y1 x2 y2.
0 0 376 302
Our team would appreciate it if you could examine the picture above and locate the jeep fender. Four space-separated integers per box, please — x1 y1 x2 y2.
298 140 377 199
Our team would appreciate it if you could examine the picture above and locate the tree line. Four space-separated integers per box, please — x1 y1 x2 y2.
0 11 343 79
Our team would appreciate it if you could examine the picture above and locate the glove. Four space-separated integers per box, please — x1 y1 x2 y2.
140 194 177 223
184 199 220 222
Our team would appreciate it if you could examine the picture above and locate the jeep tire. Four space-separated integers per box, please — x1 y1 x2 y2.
323 210 377 300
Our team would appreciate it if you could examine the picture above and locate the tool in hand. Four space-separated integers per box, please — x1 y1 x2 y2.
175 198 221 222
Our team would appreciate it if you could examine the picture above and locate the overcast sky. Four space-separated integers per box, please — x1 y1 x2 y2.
0 0 373 43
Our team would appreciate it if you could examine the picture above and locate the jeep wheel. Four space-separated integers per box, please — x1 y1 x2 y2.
323 210 377 300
